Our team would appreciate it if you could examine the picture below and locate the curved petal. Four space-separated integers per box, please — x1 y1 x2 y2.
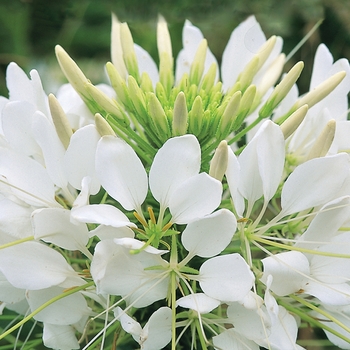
213 328 260 350
261 251 310 296
134 44 159 87
72 204 134 228
27 286 90 325
169 172 222 224
114 307 142 342
64 124 101 195
149 135 200 209
96 135 148 211
199 254 254 302
221 16 266 91
43 323 80 350
32 208 89 253
0 241 75 290
181 209 237 257
176 293 220 314
281 153 350 215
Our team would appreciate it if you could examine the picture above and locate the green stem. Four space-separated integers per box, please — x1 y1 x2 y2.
195 320 208 350
170 234 178 350
0 281 94 341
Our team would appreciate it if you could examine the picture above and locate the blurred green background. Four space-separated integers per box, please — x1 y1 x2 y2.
0 0 349 98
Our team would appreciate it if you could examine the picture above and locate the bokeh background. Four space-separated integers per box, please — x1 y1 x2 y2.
0 0 349 98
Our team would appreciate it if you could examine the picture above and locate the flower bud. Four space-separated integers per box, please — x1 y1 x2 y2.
295 71 346 109
95 113 116 136
234 85 256 127
111 13 127 79
306 119 336 161
120 22 140 81
48 93 72 149
147 93 170 140
237 55 259 91
200 62 218 93
280 104 309 139
55 45 90 101
172 92 188 136
209 140 229 181
219 91 241 135
259 61 304 119
189 39 208 85
85 83 128 126
188 95 203 134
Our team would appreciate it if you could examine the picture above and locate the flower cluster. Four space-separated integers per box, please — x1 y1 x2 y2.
1 14 350 350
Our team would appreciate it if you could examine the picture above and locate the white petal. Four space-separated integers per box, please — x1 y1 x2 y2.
72 204 134 228
226 147 245 217
261 251 310 296
114 307 142 342
90 225 134 240
96 135 148 211
0 148 57 207
1 101 41 157
142 307 172 350
176 293 220 314
281 153 350 215
169 173 222 224
64 124 101 194
221 16 266 91
135 44 159 87
43 323 80 350
0 271 25 304
213 329 260 350
181 209 237 257
27 286 90 325
32 111 67 188
0 241 75 290
32 208 89 253
175 20 218 83
6 62 34 102
199 254 254 302
149 135 200 209
238 120 284 203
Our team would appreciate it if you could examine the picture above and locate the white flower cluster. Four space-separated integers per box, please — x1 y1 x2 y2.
1 14 350 350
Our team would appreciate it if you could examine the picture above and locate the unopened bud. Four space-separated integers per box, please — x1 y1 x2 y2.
305 119 336 161
237 55 259 91
111 13 127 79
148 93 170 140
280 104 308 139
259 61 304 119
172 92 188 136
200 63 218 93
189 39 208 85
120 22 140 81
48 93 72 149
188 95 203 134
95 113 116 136
220 91 241 134
295 71 346 109
85 83 127 126
235 85 256 127
258 53 286 97
55 45 90 100
209 140 229 181
256 36 277 72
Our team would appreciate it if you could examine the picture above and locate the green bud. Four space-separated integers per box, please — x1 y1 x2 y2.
295 71 346 110
255 36 277 72
209 140 228 181
111 13 127 79
85 83 129 127
106 62 133 109
120 22 140 81
148 92 170 140
306 119 336 161
188 95 203 134
280 104 308 139
95 113 116 136
189 39 208 85
219 91 242 135
48 93 72 149
200 62 217 93
140 72 155 93
237 55 259 91
172 92 188 136
235 85 256 126
259 61 304 119
157 15 174 94
55 45 90 102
